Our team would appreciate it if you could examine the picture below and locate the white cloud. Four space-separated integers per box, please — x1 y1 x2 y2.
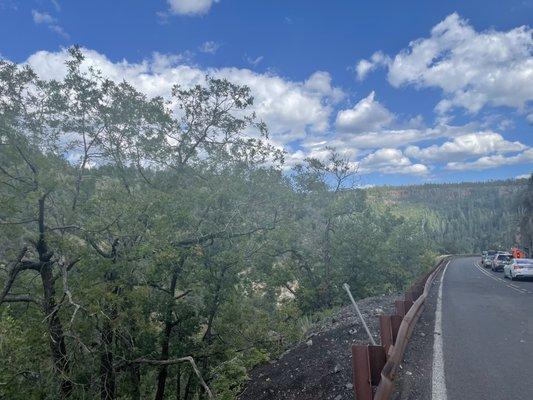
356 14 533 116
49 24 68 38
24 48 342 146
405 132 527 162
355 51 390 80
199 41 220 54
335 91 394 132
446 149 533 170
304 71 345 103
31 9 68 38
167 0 217 16
385 13 533 114
358 148 428 175
32 10 55 24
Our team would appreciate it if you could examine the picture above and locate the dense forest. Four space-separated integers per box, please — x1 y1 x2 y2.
367 179 530 254
0 48 531 400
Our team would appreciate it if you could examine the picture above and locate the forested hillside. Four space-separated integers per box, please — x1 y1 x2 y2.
366 179 529 254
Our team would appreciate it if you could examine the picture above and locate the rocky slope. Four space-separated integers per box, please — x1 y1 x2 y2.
238 294 397 400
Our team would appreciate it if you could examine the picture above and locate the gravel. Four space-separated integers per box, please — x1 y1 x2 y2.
238 294 398 400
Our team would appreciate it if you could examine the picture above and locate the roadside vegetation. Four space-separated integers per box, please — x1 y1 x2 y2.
0 48 530 400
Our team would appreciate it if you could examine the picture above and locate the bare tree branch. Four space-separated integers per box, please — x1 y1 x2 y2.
0 246 28 305
2 294 37 304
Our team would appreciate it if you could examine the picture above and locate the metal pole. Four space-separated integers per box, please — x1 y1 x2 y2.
343 283 377 345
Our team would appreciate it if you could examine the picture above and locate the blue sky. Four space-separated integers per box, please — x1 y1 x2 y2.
0 0 532 185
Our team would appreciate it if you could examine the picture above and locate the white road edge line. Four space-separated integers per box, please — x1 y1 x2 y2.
432 260 449 400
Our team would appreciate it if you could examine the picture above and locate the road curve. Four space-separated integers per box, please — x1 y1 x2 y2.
440 256 533 400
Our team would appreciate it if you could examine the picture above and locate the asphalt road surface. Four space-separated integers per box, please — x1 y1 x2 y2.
440 256 533 400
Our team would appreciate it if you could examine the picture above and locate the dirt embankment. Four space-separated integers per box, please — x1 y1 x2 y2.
238 294 397 400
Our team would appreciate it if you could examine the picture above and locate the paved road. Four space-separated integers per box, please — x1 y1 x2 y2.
441 256 533 399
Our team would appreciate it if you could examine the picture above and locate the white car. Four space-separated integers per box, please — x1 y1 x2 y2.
504 258 533 280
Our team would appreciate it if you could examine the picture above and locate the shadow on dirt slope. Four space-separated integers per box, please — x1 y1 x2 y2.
238 294 397 400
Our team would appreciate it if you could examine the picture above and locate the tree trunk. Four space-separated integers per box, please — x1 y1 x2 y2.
154 256 185 400
41 263 73 399
154 325 171 400
37 196 73 399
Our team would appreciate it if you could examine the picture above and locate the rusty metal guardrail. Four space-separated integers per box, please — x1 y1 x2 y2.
351 255 452 400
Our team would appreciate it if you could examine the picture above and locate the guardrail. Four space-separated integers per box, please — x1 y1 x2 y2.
351 255 452 400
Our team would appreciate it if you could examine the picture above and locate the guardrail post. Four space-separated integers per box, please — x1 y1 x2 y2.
391 315 402 343
395 299 414 316
395 300 405 317
352 345 373 400
379 315 393 353
368 345 386 385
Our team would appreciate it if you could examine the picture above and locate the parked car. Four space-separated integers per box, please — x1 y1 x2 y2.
482 250 497 268
504 258 533 280
491 252 513 272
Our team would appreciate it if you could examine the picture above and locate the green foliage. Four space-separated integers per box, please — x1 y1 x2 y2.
367 179 529 253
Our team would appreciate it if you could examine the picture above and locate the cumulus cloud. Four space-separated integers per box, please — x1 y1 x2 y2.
355 51 390 80
286 143 428 176
405 132 527 162
304 71 345 103
358 148 428 175
446 149 533 170
389 13 533 114
356 13 533 115
24 48 343 146
335 91 394 132
167 0 218 16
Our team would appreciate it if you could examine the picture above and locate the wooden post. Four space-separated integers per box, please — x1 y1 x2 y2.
352 345 373 400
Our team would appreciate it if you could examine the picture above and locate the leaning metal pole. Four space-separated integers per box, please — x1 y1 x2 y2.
343 283 377 345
